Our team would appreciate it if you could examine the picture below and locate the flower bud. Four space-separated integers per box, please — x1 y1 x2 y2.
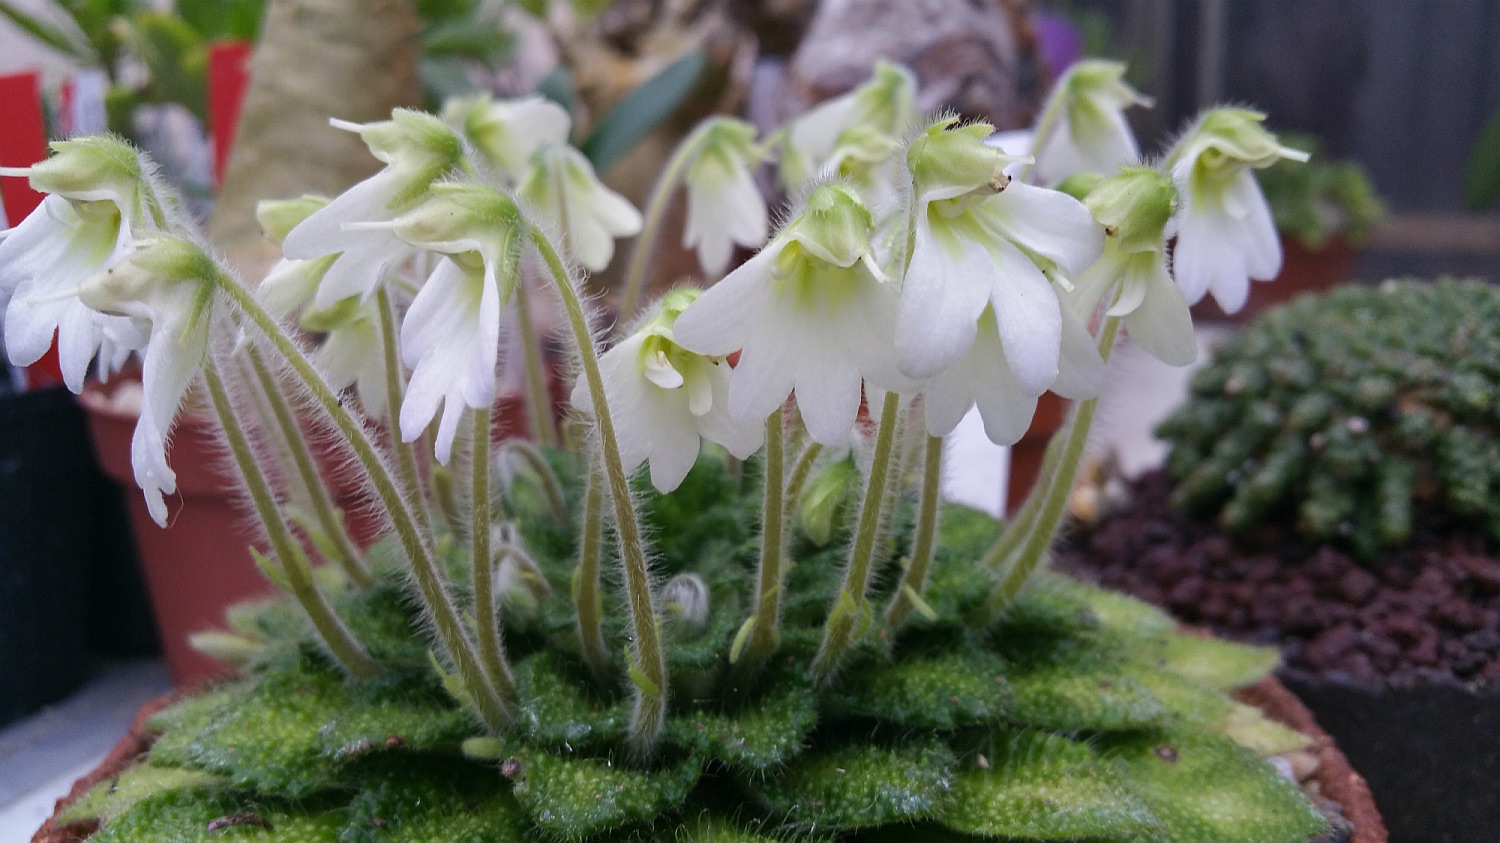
798 455 860 546
660 573 711 629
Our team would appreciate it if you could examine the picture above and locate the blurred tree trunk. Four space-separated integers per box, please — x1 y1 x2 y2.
208 0 424 278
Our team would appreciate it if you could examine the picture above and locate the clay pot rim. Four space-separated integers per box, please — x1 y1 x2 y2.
32 675 1387 843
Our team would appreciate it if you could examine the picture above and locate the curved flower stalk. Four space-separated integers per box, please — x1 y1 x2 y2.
1072 167 1196 366
673 181 914 447
443 94 572 182
1028 60 1152 186
77 236 215 526
897 119 1106 446
0 136 170 392
518 144 642 272
375 182 526 464
282 109 468 308
571 288 763 493
779 60 917 190
1165 108 1309 314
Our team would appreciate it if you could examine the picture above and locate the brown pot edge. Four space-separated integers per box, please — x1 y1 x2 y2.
32 676 1387 843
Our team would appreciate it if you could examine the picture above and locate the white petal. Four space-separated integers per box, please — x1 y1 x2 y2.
283 171 402 260
643 349 685 389
1228 169 1283 281
694 359 764 459
132 283 210 526
1051 298 1107 400
895 214 991 378
1124 254 1198 367
672 249 775 356
979 180 1104 277
793 351 864 446
644 390 702 493
988 237 1062 395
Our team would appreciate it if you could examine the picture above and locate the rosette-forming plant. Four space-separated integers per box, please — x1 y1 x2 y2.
3 60 1332 842
1160 278 1500 561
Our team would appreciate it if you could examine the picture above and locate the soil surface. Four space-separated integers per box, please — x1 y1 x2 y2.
1056 471 1500 689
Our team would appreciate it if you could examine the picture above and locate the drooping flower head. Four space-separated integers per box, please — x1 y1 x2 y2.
518 144 642 272
0 136 166 390
1165 108 1309 314
1031 60 1152 186
382 182 526 463
78 235 217 525
779 60 917 190
673 181 913 446
681 118 770 276
572 288 763 492
1071 167 1195 366
282 109 468 308
898 118 1106 445
443 94 572 182
255 195 334 320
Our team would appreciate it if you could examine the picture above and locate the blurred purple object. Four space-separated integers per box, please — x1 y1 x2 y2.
1036 12 1083 84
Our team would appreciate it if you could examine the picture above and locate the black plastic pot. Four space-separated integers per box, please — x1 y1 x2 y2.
0 387 156 728
1280 670 1499 843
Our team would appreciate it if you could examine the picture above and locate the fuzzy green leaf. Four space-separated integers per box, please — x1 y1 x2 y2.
665 681 817 771
756 737 956 829
1218 703 1314 756
91 788 344 843
830 649 1013 729
341 756 530 843
940 730 1163 839
58 764 222 825
509 751 701 841
1152 634 1282 691
514 652 629 748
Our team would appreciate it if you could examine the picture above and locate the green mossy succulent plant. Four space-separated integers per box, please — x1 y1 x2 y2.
64 453 1326 843
1159 277 1500 559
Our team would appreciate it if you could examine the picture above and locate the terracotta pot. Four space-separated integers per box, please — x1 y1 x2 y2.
31 675 1386 843
1006 391 1068 516
78 377 384 688
1190 236 1358 324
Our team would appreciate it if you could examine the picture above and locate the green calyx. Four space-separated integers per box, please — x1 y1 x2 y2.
256 195 329 245
1169 108 1309 177
1085 167 1177 254
78 235 216 315
854 59 917 135
907 117 1020 203
31 135 143 199
783 182 877 269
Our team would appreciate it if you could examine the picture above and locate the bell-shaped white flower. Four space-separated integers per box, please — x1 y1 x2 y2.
572 289 763 492
517 144 641 272
444 94 571 182
1071 167 1196 366
682 118 769 276
385 183 525 463
282 109 467 308
77 236 216 526
897 119 1106 444
779 60 917 189
0 136 163 391
298 296 389 418
673 182 914 446
1032 60 1151 186
1166 108 1309 314
254 196 333 320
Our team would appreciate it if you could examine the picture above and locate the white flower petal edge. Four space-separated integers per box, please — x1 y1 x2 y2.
282 172 418 309
988 236 1063 396
894 215 991 379
399 258 500 463
130 281 211 525
976 179 1105 279
922 308 1040 446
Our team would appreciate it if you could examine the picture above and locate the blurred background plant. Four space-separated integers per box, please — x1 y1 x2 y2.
1258 132 1385 251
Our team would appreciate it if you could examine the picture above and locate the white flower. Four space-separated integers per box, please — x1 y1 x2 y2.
682 118 769 276
1032 60 1151 186
444 94 572 181
1071 167 1196 366
77 236 215 526
0 137 161 391
571 289 763 492
1166 108 1309 314
780 60 916 190
896 120 1105 444
518 144 641 272
673 182 914 446
386 183 525 463
299 297 389 418
281 109 467 309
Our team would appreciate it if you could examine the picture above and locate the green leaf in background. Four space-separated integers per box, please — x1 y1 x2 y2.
1466 110 1500 210
174 0 264 41
535 67 577 118
580 50 706 174
116 11 208 120
0 1 98 63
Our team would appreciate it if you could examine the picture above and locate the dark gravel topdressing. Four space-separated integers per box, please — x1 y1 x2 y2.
1057 471 1500 690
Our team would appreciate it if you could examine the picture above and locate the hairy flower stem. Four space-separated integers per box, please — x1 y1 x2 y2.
980 432 1064 569
811 392 903 684
737 411 788 677
984 315 1123 617
499 439 570 525
574 458 612 684
782 440 824 522
883 435 945 630
245 345 372 589
203 356 379 679
215 274 511 731
530 224 668 754
470 406 516 699
617 124 709 326
376 287 430 532
513 277 558 446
